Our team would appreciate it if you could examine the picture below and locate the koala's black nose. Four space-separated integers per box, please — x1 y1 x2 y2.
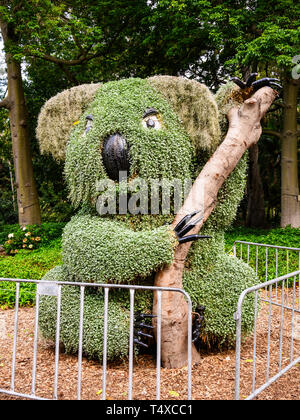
102 133 131 181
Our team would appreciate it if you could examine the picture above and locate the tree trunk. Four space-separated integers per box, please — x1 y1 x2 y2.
281 78 300 228
153 87 277 368
0 21 41 226
246 143 265 228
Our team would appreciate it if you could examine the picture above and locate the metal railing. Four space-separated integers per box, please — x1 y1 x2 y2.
234 270 300 400
233 240 300 282
0 277 193 401
1 240 299 401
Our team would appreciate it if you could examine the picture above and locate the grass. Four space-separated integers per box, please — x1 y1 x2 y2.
225 226 300 282
0 225 299 308
0 238 62 308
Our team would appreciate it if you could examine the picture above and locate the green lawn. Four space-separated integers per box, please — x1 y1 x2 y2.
0 238 62 307
0 226 299 308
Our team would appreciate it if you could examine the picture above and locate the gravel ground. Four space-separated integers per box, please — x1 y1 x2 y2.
0 288 299 400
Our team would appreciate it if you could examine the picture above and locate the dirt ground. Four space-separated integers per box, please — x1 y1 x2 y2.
0 288 299 401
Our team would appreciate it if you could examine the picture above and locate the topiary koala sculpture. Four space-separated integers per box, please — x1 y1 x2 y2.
36 74 279 365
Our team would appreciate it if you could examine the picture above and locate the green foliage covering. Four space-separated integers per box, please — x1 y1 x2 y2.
148 76 221 153
38 266 131 361
65 78 193 208
36 84 101 161
35 76 260 360
183 233 259 347
62 214 177 284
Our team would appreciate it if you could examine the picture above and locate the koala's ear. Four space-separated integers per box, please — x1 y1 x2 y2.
36 83 101 161
148 76 221 154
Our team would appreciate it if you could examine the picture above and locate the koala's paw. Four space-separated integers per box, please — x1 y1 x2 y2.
174 210 211 244
192 305 205 343
231 73 282 92
133 312 156 348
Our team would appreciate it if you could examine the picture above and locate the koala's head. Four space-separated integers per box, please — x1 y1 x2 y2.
37 76 246 229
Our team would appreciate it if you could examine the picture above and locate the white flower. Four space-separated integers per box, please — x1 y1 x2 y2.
22 226 27 231
25 232 31 237
8 233 14 239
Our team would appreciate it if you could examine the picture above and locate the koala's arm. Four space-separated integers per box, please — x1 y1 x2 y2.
62 215 177 283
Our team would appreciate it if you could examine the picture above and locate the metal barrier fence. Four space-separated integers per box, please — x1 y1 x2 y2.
233 240 300 282
1 240 299 400
234 270 300 400
0 278 192 400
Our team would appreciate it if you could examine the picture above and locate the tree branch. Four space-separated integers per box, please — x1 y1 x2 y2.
0 96 10 109
262 129 282 139
57 63 78 84
153 86 278 368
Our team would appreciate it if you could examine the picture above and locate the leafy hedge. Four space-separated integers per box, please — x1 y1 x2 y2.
0 222 66 247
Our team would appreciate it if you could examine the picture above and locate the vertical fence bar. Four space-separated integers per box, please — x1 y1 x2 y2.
265 247 268 282
256 246 258 275
275 249 278 301
240 243 243 261
128 289 135 401
266 284 272 381
278 279 285 371
31 292 40 396
156 290 162 400
290 277 296 362
53 285 62 400
247 244 250 265
77 286 85 400
251 291 258 394
187 296 192 400
298 253 300 311
287 251 290 307
10 282 20 392
233 242 236 258
102 287 109 401
234 306 242 400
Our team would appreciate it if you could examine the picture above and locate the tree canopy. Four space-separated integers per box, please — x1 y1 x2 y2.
0 0 299 226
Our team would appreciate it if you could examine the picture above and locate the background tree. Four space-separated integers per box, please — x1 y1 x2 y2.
220 0 300 227
0 0 156 225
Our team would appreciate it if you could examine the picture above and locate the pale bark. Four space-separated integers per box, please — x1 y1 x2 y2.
281 78 300 228
153 87 278 368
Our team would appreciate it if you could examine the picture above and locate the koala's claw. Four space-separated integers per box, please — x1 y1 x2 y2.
231 73 282 92
251 77 282 91
192 305 205 343
133 312 156 348
174 211 211 244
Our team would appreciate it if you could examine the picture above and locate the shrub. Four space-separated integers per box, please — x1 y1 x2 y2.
0 222 66 254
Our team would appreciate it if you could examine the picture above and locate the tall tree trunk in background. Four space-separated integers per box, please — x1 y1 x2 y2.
281 78 300 228
242 65 266 227
246 143 265 227
0 21 41 226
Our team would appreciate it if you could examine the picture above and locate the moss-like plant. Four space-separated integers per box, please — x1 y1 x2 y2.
36 76 259 361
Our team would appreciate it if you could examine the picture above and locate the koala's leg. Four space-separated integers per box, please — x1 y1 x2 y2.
183 254 259 348
62 215 178 284
38 265 133 361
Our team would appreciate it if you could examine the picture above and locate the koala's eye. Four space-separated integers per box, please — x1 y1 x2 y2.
142 108 162 130
84 114 94 135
